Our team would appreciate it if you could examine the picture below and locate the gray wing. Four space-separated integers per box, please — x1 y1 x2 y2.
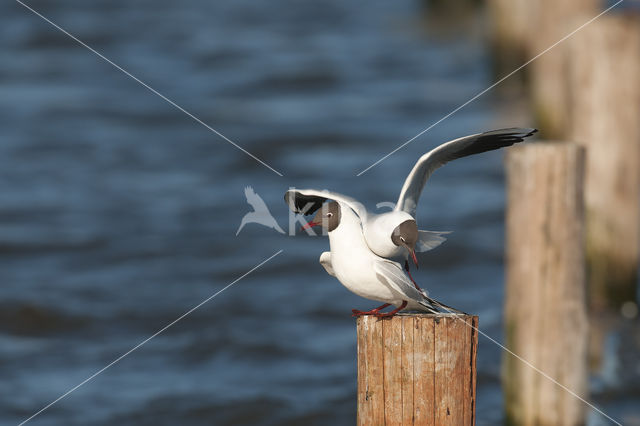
416 230 451 252
373 259 427 301
395 128 537 216
374 259 466 314
284 188 368 221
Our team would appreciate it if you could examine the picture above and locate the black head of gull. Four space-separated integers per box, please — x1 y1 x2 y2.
391 219 419 267
302 201 341 232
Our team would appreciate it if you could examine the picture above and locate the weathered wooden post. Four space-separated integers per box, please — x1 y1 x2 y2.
504 143 589 425
566 14 640 312
357 314 478 425
528 0 599 138
486 0 532 80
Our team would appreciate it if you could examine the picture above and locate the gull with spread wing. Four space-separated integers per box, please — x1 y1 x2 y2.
286 128 536 315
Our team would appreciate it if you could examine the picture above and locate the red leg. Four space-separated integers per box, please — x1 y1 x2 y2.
405 260 424 292
373 300 408 318
352 303 391 317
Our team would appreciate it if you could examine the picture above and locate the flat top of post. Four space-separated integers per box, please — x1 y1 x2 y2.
356 313 478 320
394 312 474 317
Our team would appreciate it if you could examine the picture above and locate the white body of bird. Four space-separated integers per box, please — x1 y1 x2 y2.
322 203 433 311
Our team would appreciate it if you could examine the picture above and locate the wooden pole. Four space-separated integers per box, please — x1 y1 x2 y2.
566 14 640 312
486 0 532 81
528 0 599 138
356 314 478 426
504 143 589 426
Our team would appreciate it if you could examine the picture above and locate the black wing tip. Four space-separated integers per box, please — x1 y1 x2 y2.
484 127 537 139
283 190 327 215
513 128 537 143
516 127 538 139
450 128 537 160
482 127 538 146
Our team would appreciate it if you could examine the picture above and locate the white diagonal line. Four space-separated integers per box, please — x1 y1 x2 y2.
19 249 284 426
15 0 284 177
356 0 623 176
437 308 622 426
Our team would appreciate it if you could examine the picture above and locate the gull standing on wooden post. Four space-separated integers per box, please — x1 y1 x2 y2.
297 199 445 316
286 128 537 316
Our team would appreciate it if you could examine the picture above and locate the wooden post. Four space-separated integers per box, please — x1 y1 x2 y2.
504 143 589 425
356 314 478 426
528 0 599 138
486 0 532 81
566 14 640 311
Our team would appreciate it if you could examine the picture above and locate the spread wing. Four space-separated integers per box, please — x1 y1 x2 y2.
395 128 537 216
284 189 368 221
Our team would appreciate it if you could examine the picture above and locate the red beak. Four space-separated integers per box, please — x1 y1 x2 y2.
301 221 320 231
410 250 419 268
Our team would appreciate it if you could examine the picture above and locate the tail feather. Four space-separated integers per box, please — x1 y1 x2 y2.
419 296 467 315
417 299 440 314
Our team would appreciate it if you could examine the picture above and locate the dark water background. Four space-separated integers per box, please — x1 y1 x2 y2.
1 1 639 425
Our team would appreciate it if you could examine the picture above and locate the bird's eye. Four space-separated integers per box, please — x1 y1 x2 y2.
400 237 406 243
327 212 333 218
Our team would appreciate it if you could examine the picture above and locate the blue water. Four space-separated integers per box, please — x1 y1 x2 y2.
1 1 639 425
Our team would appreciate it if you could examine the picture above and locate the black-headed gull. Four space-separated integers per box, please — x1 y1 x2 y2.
298 200 454 316
286 128 536 315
